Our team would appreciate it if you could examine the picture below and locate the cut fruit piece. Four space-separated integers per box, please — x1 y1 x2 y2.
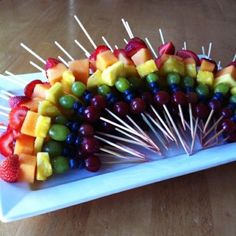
197 71 214 87
184 58 197 78
9 96 31 109
68 59 89 84
9 106 29 131
24 80 43 98
124 65 138 77
101 61 124 86
96 51 118 71
136 59 158 78
32 83 51 99
87 70 103 90
34 137 44 154
160 56 185 76
21 111 39 137
158 42 175 56
14 134 35 155
0 130 14 157
38 100 61 117
46 82 63 104
18 154 36 183
125 37 147 58
176 49 200 66
200 59 216 73
114 49 134 66
215 65 236 88
35 115 51 138
36 152 53 181
47 63 67 85
131 48 152 66
21 97 43 112
61 70 75 93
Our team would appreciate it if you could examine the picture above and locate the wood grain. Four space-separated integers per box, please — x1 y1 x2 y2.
0 0 236 235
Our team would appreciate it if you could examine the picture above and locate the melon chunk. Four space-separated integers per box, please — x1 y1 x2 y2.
18 154 36 183
200 59 216 72
101 61 124 86
34 137 44 154
96 51 118 71
131 48 152 66
47 63 67 85
184 58 197 78
87 70 103 90
68 59 89 84
21 111 39 137
61 70 75 93
136 59 158 78
21 97 43 112
32 83 50 99
215 65 236 87
14 134 35 155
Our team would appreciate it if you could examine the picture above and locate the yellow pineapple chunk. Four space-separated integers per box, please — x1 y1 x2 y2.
197 71 214 87
36 152 52 181
136 59 158 78
124 65 138 77
46 82 63 104
34 137 44 154
87 70 103 89
35 115 51 138
102 61 124 86
160 56 185 76
96 51 118 71
62 70 75 93
38 100 61 117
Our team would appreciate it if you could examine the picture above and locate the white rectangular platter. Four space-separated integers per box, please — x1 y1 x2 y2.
0 73 236 222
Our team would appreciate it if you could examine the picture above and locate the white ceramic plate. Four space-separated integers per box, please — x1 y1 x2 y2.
0 73 236 222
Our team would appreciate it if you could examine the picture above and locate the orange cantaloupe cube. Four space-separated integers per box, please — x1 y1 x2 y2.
131 48 152 66
18 154 36 183
47 63 67 85
14 134 35 155
96 51 118 71
32 83 50 99
200 59 215 72
21 111 39 137
214 65 236 87
68 59 89 85
21 97 43 112
215 65 236 78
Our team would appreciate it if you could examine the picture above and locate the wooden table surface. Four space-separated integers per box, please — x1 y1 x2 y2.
0 0 236 235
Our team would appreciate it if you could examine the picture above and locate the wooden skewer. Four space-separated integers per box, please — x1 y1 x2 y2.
178 104 186 131
204 129 224 147
183 41 187 50
102 36 113 52
0 111 9 118
121 18 132 39
74 39 91 57
5 71 26 84
150 105 177 142
123 38 128 44
203 109 214 133
145 37 157 58
189 104 194 138
0 94 9 101
29 61 45 72
20 43 46 65
58 56 69 67
54 41 74 61
203 115 223 138
141 113 167 151
207 42 212 58
0 90 14 97
163 105 190 155
74 15 97 49
217 61 221 69
158 28 165 45
190 117 199 154
94 135 144 159
99 147 133 159
233 53 236 62
114 45 119 49
201 46 206 56
125 20 134 38
0 105 10 112
0 74 24 87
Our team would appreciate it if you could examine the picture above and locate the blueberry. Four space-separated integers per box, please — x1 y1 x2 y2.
71 122 80 132
83 90 93 103
106 93 118 105
75 136 82 146
77 106 85 116
66 133 77 145
124 93 135 102
68 158 85 169
73 101 83 111
148 82 158 89
151 87 160 94
66 121 74 129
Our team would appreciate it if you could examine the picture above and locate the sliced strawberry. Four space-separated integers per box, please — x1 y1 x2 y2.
24 79 43 97
45 58 61 71
0 154 19 182
113 49 128 58
158 42 175 56
176 49 200 66
90 45 110 61
9 96 31 108
125 37 147 57
0 130 15 157
9 106 28 131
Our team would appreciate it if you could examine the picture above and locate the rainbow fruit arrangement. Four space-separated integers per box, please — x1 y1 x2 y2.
0 35 236 184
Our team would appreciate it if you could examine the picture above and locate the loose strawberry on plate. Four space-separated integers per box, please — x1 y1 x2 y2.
9 106 28 130
0 130 15 157
0 154 20 182
9 95 31 108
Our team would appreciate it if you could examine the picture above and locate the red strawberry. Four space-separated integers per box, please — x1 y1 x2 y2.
24 79 43 97
9 106 28 130
0 154 19 182
176 49 200 66
0 130 14 157
158 42 175 56
90 45 110 61
45 58 61 71
125 37 147 57
9 95 31 108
